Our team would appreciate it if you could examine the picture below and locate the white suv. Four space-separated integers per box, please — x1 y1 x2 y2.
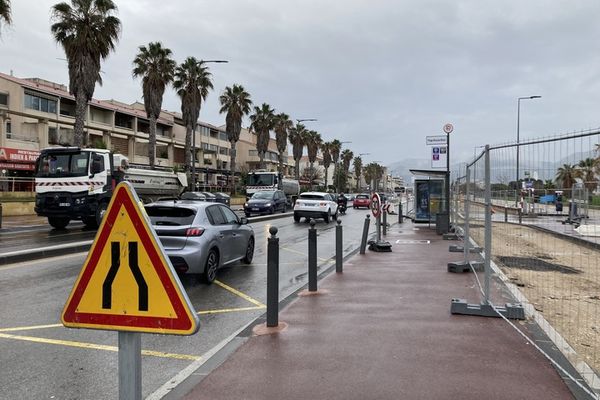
293 192 339 223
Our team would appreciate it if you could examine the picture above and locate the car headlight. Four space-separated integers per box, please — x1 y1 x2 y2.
265 203 272 207
244 203 248 207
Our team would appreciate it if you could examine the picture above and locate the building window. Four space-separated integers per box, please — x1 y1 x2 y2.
219 132 227 141
24 92 57 114
0 92 8 106
5 120 11 137
219 147 228 156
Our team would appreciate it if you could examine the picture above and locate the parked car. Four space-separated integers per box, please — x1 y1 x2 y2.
214 192 231 206
201 192 217 202
293 192 339 223
353 193 371 209
180 191 207 201
145 200 255 284
244 190 287 216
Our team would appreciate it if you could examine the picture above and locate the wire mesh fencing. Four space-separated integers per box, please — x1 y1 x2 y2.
455 129 600 397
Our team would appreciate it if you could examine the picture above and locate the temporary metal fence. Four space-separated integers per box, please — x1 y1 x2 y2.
452 128 600 398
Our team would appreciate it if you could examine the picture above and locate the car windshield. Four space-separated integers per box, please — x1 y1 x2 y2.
252 192 274 199
300 194 325 200
145 206 196 226
35 152 89 178
247 174 274 186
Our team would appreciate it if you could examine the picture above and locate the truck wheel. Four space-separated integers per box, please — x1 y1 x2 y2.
324 211 330 223
48 217 70 229
96 202 108 226
293 213 300 223
82 216 98 228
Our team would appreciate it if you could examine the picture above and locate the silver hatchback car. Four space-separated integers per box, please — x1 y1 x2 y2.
145 200 255 284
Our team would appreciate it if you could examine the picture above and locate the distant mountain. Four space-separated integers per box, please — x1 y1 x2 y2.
388 150 597 186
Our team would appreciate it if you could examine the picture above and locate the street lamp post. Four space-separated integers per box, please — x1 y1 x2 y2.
515 95 541 205
191 60 228 191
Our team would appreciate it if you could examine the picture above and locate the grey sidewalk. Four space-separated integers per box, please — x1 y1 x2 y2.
174 221 575 400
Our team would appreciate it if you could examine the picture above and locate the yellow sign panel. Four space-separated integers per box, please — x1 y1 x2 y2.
62 182 199 335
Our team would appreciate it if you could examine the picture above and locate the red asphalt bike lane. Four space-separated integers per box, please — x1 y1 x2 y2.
179 221 573 400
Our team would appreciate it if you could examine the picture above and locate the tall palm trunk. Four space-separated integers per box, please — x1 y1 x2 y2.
184 125 192 171
258 152 265 170
74 91 87 146
309 161 315 190
148 114 157 167
230 141 237 194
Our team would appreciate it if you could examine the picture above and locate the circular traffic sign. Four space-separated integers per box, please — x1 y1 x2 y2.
371 193 381 218
443 123 453 134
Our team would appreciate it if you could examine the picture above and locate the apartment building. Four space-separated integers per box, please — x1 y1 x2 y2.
232 126 294 176
0 72 231 190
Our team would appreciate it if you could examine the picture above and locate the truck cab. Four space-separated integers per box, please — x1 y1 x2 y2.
34 147 114 229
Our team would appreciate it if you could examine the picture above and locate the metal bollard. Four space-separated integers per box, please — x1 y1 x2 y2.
359 214 371 255
504 207 508 223
398 202 403 224
308 219 317 292
267 226 279 327
336 219 343 273
382 208 387 236
518 209 522 224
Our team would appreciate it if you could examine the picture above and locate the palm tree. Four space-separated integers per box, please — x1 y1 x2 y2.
305 130 322 189
353 156 363 191
329 139 342 191
220 84 252 194
364 162 384 191
288 123 307 181
0 0 11 32
555 163 577 196
132 42 176 168
321 142 332 190
576 158 597 192
273 113 293 185
51 0 121 147
173 58 213 181
249 103 275 170
340 149 353 193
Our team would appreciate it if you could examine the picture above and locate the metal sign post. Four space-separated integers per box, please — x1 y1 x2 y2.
119 331 141 400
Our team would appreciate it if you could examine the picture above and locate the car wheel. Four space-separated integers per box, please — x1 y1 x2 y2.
333 210 338 221
242 237 254 264
294 213 300 223
48 217 70 229
324 211 330 223
202 249 219 284
269 206 275 215
245 212 251 217
281 203 286 213
95 202 108 226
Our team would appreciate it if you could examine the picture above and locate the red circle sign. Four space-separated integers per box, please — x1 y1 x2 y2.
371 193 381 218
443 123 453 134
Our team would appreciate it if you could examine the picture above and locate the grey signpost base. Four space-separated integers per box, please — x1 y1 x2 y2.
369 213 392 252
119 331 142 400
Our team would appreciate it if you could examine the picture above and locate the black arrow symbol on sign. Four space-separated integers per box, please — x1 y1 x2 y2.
102 241 149 311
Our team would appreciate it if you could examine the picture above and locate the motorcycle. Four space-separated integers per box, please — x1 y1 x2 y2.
337 198 347 215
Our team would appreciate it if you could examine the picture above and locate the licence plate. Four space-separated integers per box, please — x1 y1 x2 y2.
252 208 259 211
59 202 71 207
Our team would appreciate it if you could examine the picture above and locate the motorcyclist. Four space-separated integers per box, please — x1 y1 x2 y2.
337 193 348 213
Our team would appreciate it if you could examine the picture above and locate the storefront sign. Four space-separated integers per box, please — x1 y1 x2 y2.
0 162 35 171
0 147 40 163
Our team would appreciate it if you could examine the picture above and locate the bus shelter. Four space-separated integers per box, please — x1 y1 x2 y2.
409 169 448 226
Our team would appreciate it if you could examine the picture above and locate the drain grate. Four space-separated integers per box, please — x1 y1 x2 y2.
497 256 581 274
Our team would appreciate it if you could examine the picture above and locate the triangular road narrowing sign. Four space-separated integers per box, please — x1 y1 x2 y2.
62 182 199 335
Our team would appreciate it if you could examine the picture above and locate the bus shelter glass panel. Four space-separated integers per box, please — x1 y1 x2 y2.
414 178 445 222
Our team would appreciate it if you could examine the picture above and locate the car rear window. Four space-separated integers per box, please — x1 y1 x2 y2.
299 194 325 200
356 195 369 199
145 206 196 226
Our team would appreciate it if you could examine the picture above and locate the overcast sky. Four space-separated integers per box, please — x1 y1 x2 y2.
2 0 600 168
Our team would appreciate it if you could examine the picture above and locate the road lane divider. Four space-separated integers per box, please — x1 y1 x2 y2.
0 332 199 361
214 280 265 308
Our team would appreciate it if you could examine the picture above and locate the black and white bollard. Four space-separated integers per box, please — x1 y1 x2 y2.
266 226 279 327
359 215 371 255
308 219 317 292
336 219 343 273
382 207 387 236
398 202 403 224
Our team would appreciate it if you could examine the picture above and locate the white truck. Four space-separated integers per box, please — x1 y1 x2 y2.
246 170 300 207
34 147 187 229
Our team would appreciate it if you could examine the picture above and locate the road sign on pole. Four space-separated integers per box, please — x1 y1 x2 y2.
62 181 199 335
371 193 381 218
